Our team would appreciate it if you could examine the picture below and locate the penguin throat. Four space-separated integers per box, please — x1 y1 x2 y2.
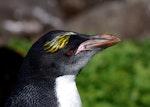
55 75 82 107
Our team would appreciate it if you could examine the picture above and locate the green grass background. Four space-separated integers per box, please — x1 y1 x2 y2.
8 38 150 107
77 39 150 107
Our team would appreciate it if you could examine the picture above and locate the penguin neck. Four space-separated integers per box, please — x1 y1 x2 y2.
55 75 82 107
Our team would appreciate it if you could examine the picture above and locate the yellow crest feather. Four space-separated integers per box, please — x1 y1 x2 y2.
44 32 75 53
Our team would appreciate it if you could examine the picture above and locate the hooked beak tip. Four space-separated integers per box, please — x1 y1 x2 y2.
101 34 121 42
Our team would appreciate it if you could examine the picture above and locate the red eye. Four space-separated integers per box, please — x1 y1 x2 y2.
67 50 74 56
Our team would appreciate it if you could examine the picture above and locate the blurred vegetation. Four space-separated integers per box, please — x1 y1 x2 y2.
77 39 150 107
7 38 150 107
7 38 32 57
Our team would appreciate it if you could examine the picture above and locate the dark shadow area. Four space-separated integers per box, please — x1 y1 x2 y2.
0 47 23 106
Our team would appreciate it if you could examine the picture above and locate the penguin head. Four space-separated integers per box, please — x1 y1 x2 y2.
21 30 120 78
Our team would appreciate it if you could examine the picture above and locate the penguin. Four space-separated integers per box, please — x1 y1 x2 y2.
5 30 120 107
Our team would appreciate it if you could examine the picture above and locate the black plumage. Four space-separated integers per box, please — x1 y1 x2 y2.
5 30 120 107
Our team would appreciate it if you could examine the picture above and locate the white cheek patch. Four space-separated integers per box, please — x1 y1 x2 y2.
55 75 82 107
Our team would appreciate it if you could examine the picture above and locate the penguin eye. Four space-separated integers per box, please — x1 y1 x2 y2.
66 50 74 56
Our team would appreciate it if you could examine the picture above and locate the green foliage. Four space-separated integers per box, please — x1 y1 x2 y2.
77 39 150 107
7 38 32 56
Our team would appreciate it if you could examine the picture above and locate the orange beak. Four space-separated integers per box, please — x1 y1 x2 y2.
75 34 121 54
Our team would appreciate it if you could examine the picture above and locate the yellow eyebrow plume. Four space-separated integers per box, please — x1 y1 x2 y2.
44 32 75 53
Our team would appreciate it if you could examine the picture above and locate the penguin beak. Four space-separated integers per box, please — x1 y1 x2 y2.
75 34 121 55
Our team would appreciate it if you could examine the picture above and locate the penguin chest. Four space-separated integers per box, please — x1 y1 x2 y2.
55 75 82 107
